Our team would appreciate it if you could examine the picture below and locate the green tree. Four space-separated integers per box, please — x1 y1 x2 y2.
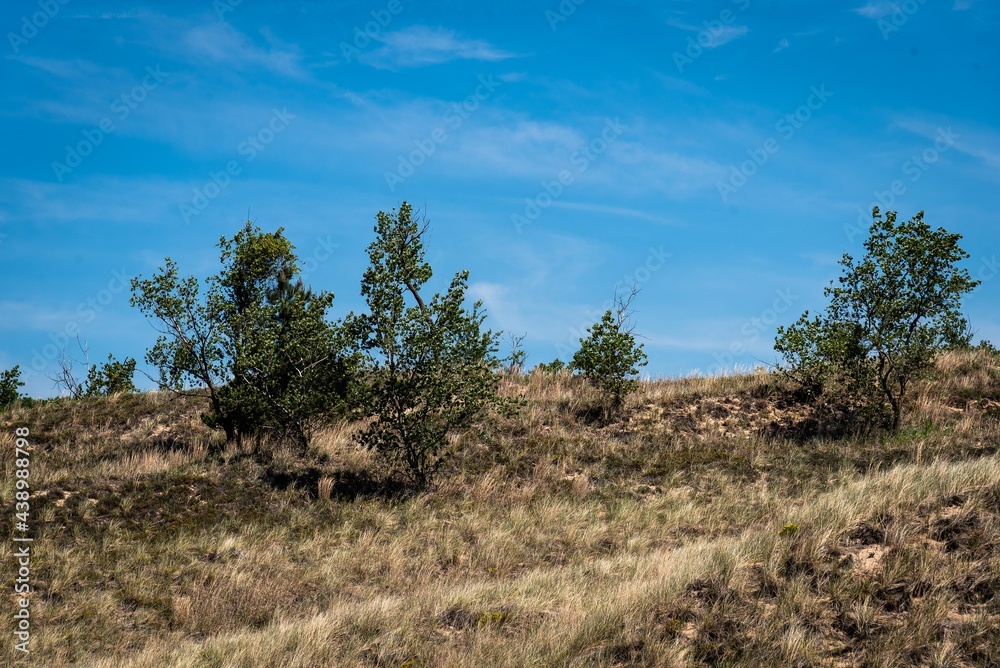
0 366 26 408
775 208 980 431
534 359 567 374
131 221 352 449
48 340 136 398
572 288 648 418
350 202 507 487
85 355 137 396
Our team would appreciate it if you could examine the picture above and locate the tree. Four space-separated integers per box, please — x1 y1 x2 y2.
775 208 980 431
350 202 507 487
572 287 648 418
0 366 26 408
500 332 527 375
47 339 137 398
534 359 567 374
86 355 138 396
131 221 352 449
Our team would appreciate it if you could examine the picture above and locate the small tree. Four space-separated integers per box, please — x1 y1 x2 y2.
534 359 567 374
572 287 648 418
350 202 507 487
500 332 527 374
775 208 980 431
85 355 137 396
47 339 137 398
131 221 352 449
0 366 26 408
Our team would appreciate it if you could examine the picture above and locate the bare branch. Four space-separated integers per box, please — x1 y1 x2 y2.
613 283 641 334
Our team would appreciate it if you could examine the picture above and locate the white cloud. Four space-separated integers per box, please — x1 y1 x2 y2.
666 17 748 48
707 25 749 48
773 38 790 53
853 2 899 19
183 22 303 77
359 26 515 70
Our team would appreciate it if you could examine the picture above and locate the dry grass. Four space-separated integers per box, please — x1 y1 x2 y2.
1 350 998 666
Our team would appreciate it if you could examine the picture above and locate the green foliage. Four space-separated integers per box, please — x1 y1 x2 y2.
349 202 508 486
975 339 999 357
572 307 648 417
85 355 137 396
778 523 799 537
775 208 980 431
534 359 567 374
131 221 353 449
1 365 26 408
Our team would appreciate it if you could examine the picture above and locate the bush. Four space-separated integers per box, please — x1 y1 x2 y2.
131 221 354 450
534 359 567 374
775 207 980 432
0 365 26 408
572 291 648 419
85 355 138 396
349 202 509 486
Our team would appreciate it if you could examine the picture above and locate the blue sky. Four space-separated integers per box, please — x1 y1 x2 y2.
1 0 998 397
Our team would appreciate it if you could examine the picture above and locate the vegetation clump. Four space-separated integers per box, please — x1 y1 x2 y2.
776 208 979 432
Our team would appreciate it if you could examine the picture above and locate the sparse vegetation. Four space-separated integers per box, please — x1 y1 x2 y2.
0 365 26 408
85 354 139 396
1 349 999 666
572 287 649 420
776 208 980 433
47 339 138 398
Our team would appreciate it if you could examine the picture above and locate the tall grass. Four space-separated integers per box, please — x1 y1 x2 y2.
0 350 997 666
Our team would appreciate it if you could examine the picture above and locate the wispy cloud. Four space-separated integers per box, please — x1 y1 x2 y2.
666 17 749 48
773 38 790 53
894 115 1000 174
359 26 515 70
853 2 899 19
707 25 749 48
182 22 303 77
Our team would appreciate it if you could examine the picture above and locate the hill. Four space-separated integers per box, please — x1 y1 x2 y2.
2 349 999 666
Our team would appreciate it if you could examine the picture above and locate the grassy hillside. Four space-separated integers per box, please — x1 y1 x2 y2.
2 350 999 667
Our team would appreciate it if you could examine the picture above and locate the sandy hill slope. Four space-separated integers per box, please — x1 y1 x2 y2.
2 349 998 667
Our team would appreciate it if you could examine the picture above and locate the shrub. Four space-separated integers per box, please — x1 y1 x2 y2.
131 221 353 449
534 359 567 374
85 355 138 396
47 341 136 398
572 290 648 419
349 202 509 487
775 207 980 432
0 365 26 408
